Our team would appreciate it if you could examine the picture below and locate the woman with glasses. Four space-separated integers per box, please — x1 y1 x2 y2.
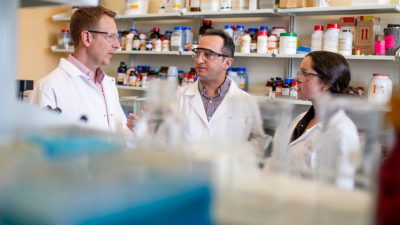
282 51 360 190
29 6 127 133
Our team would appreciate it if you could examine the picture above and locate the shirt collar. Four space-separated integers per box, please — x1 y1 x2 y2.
198 77 231 99
67 54 105 83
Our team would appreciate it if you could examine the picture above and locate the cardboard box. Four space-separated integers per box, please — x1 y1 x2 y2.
327 0 351 6
355 16 380 55
279 0 314 8
279 0 306 8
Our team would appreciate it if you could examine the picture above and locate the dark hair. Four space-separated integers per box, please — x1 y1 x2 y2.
203 29 235 58
70 6 116 47
306 51 351 94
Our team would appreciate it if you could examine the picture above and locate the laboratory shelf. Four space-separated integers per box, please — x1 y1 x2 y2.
277 4 400 16
51 46 180 55
182 8 276 18
52 9 276 22
116 12 182 20
51 45 73 53
117 85 147 91
235 53 274 58
117 50 180 55
274 53 397 61
254 95 312 106
51 12 72 22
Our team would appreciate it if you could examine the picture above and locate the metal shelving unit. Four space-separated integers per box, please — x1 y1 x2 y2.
51 4 400 105
51 46 396 61
116 85 147 91
277 4 400 16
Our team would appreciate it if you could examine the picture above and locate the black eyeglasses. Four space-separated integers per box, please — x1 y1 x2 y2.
296 69 320 82
88 30 119 42
192 48 231 60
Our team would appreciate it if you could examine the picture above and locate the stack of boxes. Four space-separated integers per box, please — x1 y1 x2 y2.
279 0 399 8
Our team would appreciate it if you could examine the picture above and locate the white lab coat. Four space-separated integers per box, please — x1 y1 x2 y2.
177 80 267 154
29 58 127 132
286 109 360 190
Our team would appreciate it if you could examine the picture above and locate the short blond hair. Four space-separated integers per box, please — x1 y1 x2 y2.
70 6 116 47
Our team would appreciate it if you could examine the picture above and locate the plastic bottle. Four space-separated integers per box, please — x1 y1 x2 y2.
236 67 248 91
150 27 162 48
282 79 291 96
374 35 386 55
167 66 178 82
161 37 170 52
58 29 72 49
199 20 214 40
267 34 278 54
184 27 193 51
265 80 273 97
275 81 283 95
154 38 162 52
289 81 298 99
368 73 393 104
241 33 251 54
227 68 240 87
323 23 340 53
126 31 134 51
132 34 141 51
339 29 353 55
257 30 268 54
139 33 147 51
248 28 258 53
234 25 245 53
279 33 297 55
171 26 184 51
311 25 324 52
224 25 234 38
117 61 128 85
220 0 232 11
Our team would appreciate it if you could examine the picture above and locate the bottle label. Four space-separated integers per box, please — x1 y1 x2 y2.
373 84 385 94
385 34 395 48
117 73 125 83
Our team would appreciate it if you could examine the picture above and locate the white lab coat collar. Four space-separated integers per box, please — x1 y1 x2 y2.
182 79 240 127
289 112 322 147
59 58 115 91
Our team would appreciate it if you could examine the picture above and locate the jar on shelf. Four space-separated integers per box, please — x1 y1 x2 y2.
339 29 353 56
241 33 251 54
199 20 214 40
234 25 245 53
267 34 278 54
58 29 72 49
368 73 393 104
323 23 340 53
224 25 234 38
311 25 324 52
257 30 268 54
279 32 297 55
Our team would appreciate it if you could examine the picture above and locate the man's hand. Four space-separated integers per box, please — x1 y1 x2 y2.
127 113 139 131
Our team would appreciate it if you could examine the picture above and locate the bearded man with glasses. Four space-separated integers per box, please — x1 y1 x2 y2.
29 6 128 133
177 29 267 154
